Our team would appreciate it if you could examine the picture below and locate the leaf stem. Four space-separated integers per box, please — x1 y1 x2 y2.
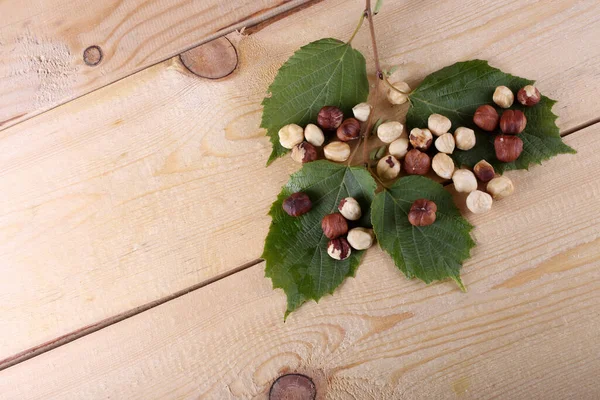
347 11 365 44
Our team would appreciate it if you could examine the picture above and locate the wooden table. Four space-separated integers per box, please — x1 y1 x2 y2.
1 0 599 398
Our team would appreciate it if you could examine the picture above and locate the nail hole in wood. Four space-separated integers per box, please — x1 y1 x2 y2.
269 374 316 400
83 45 103 66
179 37 238 79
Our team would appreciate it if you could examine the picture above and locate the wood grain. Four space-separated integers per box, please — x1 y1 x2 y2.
0 0 312 129
1 0 600 365
0 127 598 399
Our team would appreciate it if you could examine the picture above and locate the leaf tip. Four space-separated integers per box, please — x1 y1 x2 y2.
452 275 467 292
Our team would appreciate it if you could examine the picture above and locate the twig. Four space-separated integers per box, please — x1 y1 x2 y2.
365 0 383 80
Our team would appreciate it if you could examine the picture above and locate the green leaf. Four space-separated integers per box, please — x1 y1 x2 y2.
406 60 575 173
263 161 376 317
261 38 369 165
371 176 474 287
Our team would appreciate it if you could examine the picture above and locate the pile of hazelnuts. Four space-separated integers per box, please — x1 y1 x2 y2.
282 193 374 261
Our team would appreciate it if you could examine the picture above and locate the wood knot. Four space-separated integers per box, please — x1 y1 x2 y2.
83 45 103 66
269 374 316 400
179 37 238 79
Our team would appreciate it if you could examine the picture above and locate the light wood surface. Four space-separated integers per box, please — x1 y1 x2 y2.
1 127 598 399
0 0 311 129
1 0 600 375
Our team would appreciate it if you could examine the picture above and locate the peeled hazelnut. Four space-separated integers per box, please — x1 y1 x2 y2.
278 124 304 149
487 176 515 199
408 199 437 227
431 153 455 179
304 124 325 147
452 169 477 193
389 137 410 159
500 110 527 134
282 192 312 217
327 237 351 260
454 127 476 150
494 135 523 162
377 121 405 143
377 155 401 180
347 227 374 250
466 190 493 214
404 149 431 175
338 197 362 221
473 105 499 132
337 118 361 142
473 160 495 182
493 86 514 108
428 114 452 136
352 103 371 122
387 81 411 105
317 106 344 130
291 142 318 163
321 213 348 239
409 128 433 150
517 85 541 106
435 133 455 154
324 141 351 162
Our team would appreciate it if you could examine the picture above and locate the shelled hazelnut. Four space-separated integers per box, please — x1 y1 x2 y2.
377 155 401 180
338 197 362 221
487 176 515 199
278 124 304 149
500 110 527 134
389 137 410 159
408 199 437 226
337 118 361 142
291 142 318 163
327 237 351 260
452 169 477 193
432 153 455 179
282 192 312 217
377 121 405 143
428 114 452 136
517 85 541 106
435 133 455 154
404 149 431 175
454 127 476 150
473 160 495 182
304 124 325 147
409 128 433 150
347 227 374 250
473 105 499 132
387 80 411 105
352 103 371 122
324 141 351 162
317 106 344 130
493 86 514 108
466 190 493 214
321 213 348 239
494 135 523 162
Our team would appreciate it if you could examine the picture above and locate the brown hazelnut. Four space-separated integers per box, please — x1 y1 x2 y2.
494 135 523 162
327 237 351 260
500 110 527 134
473 160 495 182
409 128 433 150
517 85 541 106
473 105 499 132
282 192 312 217
321 213 348 239
317 106 344 130
404 149 431 175
408 199 437 227
291 142 318 163
336 118 361 142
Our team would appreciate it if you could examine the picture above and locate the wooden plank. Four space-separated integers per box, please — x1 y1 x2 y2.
0 127 598 399
1 0 600 364
0 0 312 129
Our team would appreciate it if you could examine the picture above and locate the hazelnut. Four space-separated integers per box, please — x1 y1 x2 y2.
291 142 318 163
386 80 411 105
452 169 477 193
428 114 452 136
404 149 431 175
493 86 514 108
321 213 348 239
408 199 437 227
517 85 541 106
278 124 304 149
487 176 515 199
337 118 361 142
347 227 374 250
494 135 523 162
473 105 499 132
338 197 362 221
454 127 476 150
473 160 495 182
327 237 351 260
317 106 344 130
389 137 410 159
466 190 493 214
282 192 312 217
435 133 455 154
377 155 401 180
304 124 325 147
500 110 527 134
431 153 455 179
377 121 405 143
409 128 433 150
324 141 351 162
352 103 371 122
